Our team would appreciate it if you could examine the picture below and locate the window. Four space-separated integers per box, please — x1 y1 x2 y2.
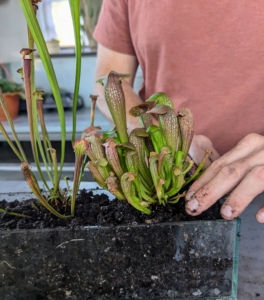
38 0 102 50
38 0 76 47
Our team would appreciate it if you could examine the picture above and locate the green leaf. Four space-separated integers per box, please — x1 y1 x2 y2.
146 92 174 109
68 0 82 142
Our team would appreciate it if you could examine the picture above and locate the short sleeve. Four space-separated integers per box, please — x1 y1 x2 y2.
93 0 135 55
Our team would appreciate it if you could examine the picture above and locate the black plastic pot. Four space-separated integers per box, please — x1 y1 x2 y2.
0 194 240 300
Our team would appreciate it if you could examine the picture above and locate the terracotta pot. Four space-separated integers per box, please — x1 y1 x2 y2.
0 92 20 121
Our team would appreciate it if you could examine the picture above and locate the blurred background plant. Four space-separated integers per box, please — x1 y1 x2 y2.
0 69 24 121
0 78 24 94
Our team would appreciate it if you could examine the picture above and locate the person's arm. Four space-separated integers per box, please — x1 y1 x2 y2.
185 133 264 224
94 44 149 131
94 44 220 162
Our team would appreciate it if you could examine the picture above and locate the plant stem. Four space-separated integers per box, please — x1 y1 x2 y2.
19 0 66 177
22 57 49 191
0 208 32 218
0 123 24 161
89 94 98 127
27 4 56 191
184 150 212 186
21 162 70 219
71 140 89 215
48 148 59 193
36 97 55 184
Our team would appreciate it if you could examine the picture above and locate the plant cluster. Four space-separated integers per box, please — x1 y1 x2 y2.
0 0 82 219
0 78 24 94
0 0 210 219
83 71 210 214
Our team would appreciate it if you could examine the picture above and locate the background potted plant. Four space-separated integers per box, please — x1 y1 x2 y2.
0 77 24 121
0 1 240 299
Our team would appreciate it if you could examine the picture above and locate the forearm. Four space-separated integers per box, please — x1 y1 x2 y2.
93 44 156 132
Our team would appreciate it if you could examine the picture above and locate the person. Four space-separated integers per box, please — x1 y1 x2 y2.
92 0 264 225
93 4 264 297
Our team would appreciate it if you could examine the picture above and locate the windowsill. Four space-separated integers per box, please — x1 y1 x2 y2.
36 47 97 58
0 107 112 142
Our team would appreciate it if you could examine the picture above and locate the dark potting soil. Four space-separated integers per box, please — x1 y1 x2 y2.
0 191 236 300
0 189 222 231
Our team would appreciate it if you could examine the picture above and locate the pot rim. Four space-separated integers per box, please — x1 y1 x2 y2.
2 92 20 96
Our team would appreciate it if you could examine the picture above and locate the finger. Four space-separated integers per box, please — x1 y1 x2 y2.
256 206 264 224
189 144 219 168
221 166 264 220
185 148 264 215
186 133 264 200
195 134 220 161
189 135 220 167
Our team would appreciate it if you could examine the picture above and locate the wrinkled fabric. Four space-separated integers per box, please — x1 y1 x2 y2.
94 0 264 154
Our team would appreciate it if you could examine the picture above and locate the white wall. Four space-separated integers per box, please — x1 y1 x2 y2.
9 55 97 107
0 0 28 63
9 56 144 107
0 0 144 107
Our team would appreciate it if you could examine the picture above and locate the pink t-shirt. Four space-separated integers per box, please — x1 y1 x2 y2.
94 0 264 155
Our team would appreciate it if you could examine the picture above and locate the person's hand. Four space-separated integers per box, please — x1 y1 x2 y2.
185 133 264 224
189 134 220 166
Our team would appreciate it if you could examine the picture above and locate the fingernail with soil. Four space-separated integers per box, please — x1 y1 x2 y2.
185 190 195 201
221 204 233 218
185 198 198 212
256 211 264 223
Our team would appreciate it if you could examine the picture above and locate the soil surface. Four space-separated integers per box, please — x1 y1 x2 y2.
0 190 236 300
0 189 222 231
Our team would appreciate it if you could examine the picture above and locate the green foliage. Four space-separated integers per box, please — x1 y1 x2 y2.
86 71 211 214
0 1 209 219
0 0 83 219
0 78 24 94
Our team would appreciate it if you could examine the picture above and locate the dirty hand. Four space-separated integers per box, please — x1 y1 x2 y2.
185 133 264 223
